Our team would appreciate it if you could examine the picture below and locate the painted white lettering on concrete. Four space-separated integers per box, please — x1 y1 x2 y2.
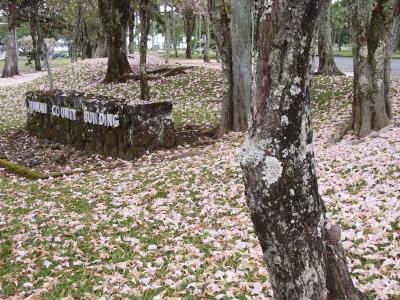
51 105 77 121
27 100 120 127
28 101 47 114
83 111 120 128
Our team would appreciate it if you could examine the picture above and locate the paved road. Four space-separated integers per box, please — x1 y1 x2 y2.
315 56 400 78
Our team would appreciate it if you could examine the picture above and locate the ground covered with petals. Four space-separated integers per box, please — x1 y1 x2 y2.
0 60 399 299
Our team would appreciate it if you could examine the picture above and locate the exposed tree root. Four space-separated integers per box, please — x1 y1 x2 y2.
328 118 351 144
314 65 345 76
123 66 193 81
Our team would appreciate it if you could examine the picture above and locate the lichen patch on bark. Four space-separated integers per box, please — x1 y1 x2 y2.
262 156 283 187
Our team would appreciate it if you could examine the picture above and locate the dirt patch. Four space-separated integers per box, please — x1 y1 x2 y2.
0 126 218 177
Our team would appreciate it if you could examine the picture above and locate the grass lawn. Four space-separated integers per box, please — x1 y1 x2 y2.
154 50 218 60
0 57 71 73
334 49 400 59
0 59 399 299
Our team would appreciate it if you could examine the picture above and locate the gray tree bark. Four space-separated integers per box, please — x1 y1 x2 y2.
98 0 132 83
171 9 179 58
231 0 251 131
215 45 221 63
183 9 195 59
29 1 42 72
207 0 233 135
208 0 249 134
128 12 135 54
164 0 170 64
316 0 343 76
139 0 151 101
240 1 367 299
349 0 400 137
2 3 19 78
203 11 211 63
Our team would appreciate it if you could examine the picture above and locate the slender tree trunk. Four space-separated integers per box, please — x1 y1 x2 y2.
349 0 399 137
183 9 195 59
42 40 54 90
98 0 132 83
197 15 202 52
316 0 343 75
240 1 368 299
2 3 19 78
231 0 251 131
208 0 233 135
203 12 210 62
192 14 198 55
139 0 151 101
171 10 179 58
150 21 156 50
29 6 42 72
164 0 170 64
215 45 221 63
30 25 41 71
37 22 45 62
95 32 107 58
71 5 82 63
129 12 135 54
81 22 94 60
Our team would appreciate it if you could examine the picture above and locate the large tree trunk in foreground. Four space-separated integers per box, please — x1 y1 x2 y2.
316 0 343 76
98 0 132 83
139 0 151 101
349 0 399 137
2 4 19 78
230 0 251 131
183 9 195 59
240 1 367 299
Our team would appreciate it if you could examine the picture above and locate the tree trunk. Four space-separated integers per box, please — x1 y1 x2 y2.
197 15 202 53
385 16 400 119
98 0 132 83
164 0 170 64
215 45 221 63
95 32 107 58
203 12 211 62
349 0 399 137
139 0 151 101
171 10 179 58
240 1 367 299
129 12 135 54
316 0 343 75
208 0 249 134
2 3 19 78
183 9 195 59
29 5 42 72
231 0 251 131
208 0 233 135
150 21 156 50
81 22 94 60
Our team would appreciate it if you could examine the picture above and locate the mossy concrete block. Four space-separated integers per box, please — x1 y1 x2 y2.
26 90 175 160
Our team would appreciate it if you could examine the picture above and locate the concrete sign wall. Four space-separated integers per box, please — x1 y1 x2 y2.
26 90 175 160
